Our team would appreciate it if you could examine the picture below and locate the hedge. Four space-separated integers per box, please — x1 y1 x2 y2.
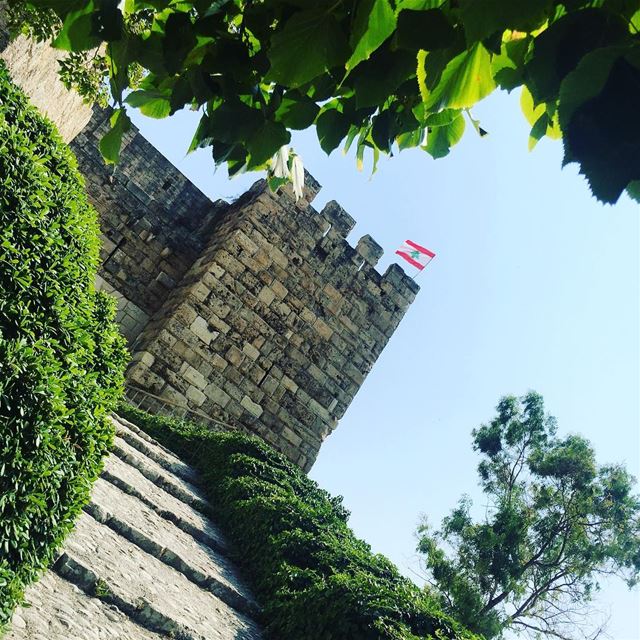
117 404 480 640
0 62 128 629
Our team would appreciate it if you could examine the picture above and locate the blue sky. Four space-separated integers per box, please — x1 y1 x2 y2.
131 88 640 639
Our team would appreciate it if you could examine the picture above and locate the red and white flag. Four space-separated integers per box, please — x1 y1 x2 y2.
395 240 435 270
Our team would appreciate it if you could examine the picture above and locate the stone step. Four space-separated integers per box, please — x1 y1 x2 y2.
111 414 199 484
86 478 259 618
6 571 166 640
101 451 227 554
111 435 209 513
55 512 262 640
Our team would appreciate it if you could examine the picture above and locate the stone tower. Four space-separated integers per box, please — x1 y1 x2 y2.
70 110 420 470
0 22 420 469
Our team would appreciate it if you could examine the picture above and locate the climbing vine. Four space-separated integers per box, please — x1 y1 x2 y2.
10 0 640 204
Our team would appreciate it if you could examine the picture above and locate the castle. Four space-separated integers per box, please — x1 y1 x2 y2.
0 23 427 640
1 30 418 471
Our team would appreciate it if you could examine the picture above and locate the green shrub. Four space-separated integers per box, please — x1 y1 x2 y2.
0 61 128 628
117 404 480 640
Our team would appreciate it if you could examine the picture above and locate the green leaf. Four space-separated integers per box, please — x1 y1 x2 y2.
525 8 630 104
125 90 172 118
558 45 628 130
424 112 465 158
267 9 349 88
343 125 360 154
346 0 397 71
99 108 131 164
396 128 424 150
528 113 548 150
395 0 445 10
626 180 640 203
425 43 496 110
268 175 289 191
395 9 456 51
316 108 352 154
371 110 393 151
162 12 198 75
107 37 138 104
520 85 545 126
356 136 367 171
52 0 101 51
353 48 416 108
459 0 551 44
559 45 640 203
492 35 530 92
187 114 212 153
246 121 291 169
275 94 320 130
425 108 461 126
206 100 264 144
417 49 429 103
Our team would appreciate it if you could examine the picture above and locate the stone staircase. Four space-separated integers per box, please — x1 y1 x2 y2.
7 415 263 640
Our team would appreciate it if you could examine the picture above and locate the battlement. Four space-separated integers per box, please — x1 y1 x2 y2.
72 109 418 470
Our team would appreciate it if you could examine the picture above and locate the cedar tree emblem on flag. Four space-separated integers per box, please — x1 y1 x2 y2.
395 240 435 270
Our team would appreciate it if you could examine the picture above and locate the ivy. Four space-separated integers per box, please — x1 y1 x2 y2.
0 62 128 629
117 403 480 640
10 0 640 203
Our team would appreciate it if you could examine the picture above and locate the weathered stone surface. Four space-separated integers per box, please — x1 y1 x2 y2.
111 435 208 512
5 572 165 640
86 478 258 616
0 14 92 142
112 414 198 483
117 171 418 470
58 513 260 640
70 109 224 323
101 451 227 553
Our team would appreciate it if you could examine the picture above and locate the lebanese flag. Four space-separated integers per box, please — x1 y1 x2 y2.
395 240 436 270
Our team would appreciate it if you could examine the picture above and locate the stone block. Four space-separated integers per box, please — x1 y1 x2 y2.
241 395 263 418
186 385 207 406
211 354 228 371
190 315 218 346
257 286 275 306
181 364 207 390
320 201 356 236
313 317 333 340
282 427 302 448
204 383 231 408
242 343 260 361
131 350 155 368
356 234 384 266
271 280 288 299
226 345 244 367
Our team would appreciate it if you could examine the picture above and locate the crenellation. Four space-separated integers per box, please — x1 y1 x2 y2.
320 200 357 237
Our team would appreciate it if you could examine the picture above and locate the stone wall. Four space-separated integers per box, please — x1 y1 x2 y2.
0 7 93 142
70 109 225 343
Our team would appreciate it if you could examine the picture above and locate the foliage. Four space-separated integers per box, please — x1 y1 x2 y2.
8 0 640 204
117 403 479 640
0 62 128 630
416 392 640 640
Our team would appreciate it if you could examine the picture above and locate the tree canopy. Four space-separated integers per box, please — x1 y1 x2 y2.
9 0 640 204
416 392 640 640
